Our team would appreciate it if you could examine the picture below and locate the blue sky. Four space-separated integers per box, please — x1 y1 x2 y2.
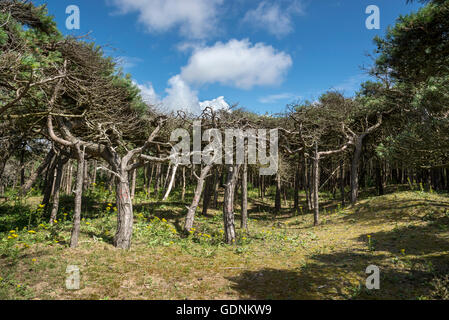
34 0 423 114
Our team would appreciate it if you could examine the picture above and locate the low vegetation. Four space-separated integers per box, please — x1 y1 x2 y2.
1 187 448 300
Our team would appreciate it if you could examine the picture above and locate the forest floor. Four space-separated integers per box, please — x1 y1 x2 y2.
1 188 449 300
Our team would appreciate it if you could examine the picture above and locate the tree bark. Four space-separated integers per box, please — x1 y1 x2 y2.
130 165 137 201
212 167 220 209
375 159 384 196
340 158 346 206
66 160 73 194
147 164 154 198
294 161 300 213
184 164 213 231
154 163 161 198
275 171 281 213
70 146 85 248
114 170 134 250
83 160 89 191
350 137 364 204
241 161 248 230
313 144 320 226
181 166 186 202
42 156 58 209
304 155 312 211
91 160 97 186
21 149 55 195
49 156 68 224
201 173 213 216
163 163 179 201
223 164 240 244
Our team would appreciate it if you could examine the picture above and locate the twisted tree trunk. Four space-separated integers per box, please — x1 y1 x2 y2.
184 164 213 231
163 163 179 201
350 137 364 204
49 156 68 224
21 149 55 195
241 162 248 231
70 145 85 248
114 169 134 249
223 164 240 244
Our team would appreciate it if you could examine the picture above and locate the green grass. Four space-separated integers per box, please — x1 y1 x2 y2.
0 188 448 300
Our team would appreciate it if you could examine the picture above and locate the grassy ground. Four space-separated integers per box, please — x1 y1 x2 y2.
0 187 448 300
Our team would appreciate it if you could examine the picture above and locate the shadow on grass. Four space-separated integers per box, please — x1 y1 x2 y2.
226 252 447 300
342 195 449 226
227 211 449 300
354 216 449 257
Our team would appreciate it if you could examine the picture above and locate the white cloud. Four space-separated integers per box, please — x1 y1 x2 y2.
135 76 229 115
180 39 293 89
259 93 298 104
162 75 201 114
176 41 206 53
108 0 223 39
135 82 160 106
242 1 304 37
199 96 230 111
162 76 230 114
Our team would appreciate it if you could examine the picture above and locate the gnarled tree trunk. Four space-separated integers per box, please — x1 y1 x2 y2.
350 137 364 204
21 149 55 196
241 161 248 230
163 163 179 201
50 156 68 224
223 164 240 244
70 145 85 248
312 145 320 226
114 170 134 249
184 164 213 232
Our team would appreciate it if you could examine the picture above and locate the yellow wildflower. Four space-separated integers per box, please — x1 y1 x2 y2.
28 230 36 234
9 230 15 234
32 259 36 262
